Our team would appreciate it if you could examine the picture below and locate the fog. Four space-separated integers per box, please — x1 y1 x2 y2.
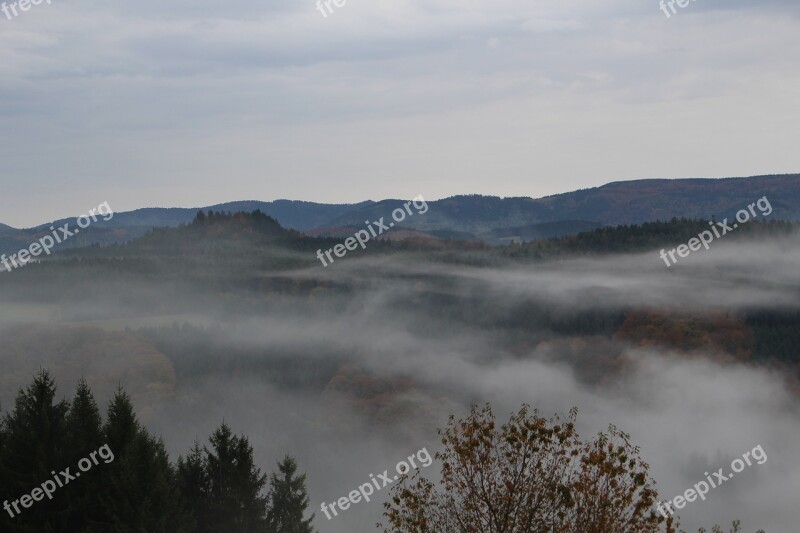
0 234 798 532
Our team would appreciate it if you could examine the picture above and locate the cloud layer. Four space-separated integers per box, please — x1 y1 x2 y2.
1 0 799 225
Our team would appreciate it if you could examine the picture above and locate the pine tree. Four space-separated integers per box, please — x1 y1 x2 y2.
266 455 315 533
65 379 103 459
204 422 268 533
96 389 187 533
63 379 104 531
176 440 209 532
0 370 69 532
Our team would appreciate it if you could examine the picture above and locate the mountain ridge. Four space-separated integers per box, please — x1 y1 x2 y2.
0 173 797 254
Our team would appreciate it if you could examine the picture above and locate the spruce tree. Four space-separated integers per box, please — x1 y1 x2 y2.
0 370 69 532
266 455 315 533
65 379 103 455
204 422 268 533
63 379 104 531
96 389 187 533
176 440 209 532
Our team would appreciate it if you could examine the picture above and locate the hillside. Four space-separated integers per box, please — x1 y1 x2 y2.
2 212 799 368
0 200 374 256
1 174 798 255
327 174 800 235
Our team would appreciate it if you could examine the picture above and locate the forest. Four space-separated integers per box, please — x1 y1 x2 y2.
0 371 314 533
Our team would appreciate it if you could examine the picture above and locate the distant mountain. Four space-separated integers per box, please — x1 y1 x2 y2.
28 200 375 232
211 200 375 231
0 200 374 255
0 174 797 255
535 174 800 225
327 174 800 236
107 209 301 255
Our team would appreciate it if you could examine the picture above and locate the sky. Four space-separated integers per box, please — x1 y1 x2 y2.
1 0 799 227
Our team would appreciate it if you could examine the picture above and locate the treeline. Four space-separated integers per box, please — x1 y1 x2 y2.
8 213 798 293
0 371 314 533
15 210 391 285
501 218 798 260
70 209 384 260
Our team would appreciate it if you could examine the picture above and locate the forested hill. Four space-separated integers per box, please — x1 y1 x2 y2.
500 218 800 260
1 174 798 254
4 211 797 285
330 174 800 233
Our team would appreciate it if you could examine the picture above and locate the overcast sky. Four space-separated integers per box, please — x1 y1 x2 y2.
1 0 798 227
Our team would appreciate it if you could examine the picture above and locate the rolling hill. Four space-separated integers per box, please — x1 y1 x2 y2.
0 174 797 255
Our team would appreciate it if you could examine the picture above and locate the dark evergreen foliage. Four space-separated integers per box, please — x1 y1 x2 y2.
0 373 314 533
266 456 315 533
0 370 70 532
203 423 268 532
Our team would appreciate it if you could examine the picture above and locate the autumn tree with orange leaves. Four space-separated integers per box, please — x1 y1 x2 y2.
381 404 663 533
382 404 764 533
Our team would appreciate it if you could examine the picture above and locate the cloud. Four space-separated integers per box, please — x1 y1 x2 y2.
1 0 798 225
1 232 799 531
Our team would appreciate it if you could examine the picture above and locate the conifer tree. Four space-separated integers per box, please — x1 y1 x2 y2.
96 389 187 533
204 422 268 533
63 378 104 531
0 370 69 532
266 455 315 533
176 440 210 532
65 379 103 459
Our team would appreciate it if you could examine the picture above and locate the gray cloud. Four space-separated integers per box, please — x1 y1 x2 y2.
3 233 798 531
1 0 799 225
